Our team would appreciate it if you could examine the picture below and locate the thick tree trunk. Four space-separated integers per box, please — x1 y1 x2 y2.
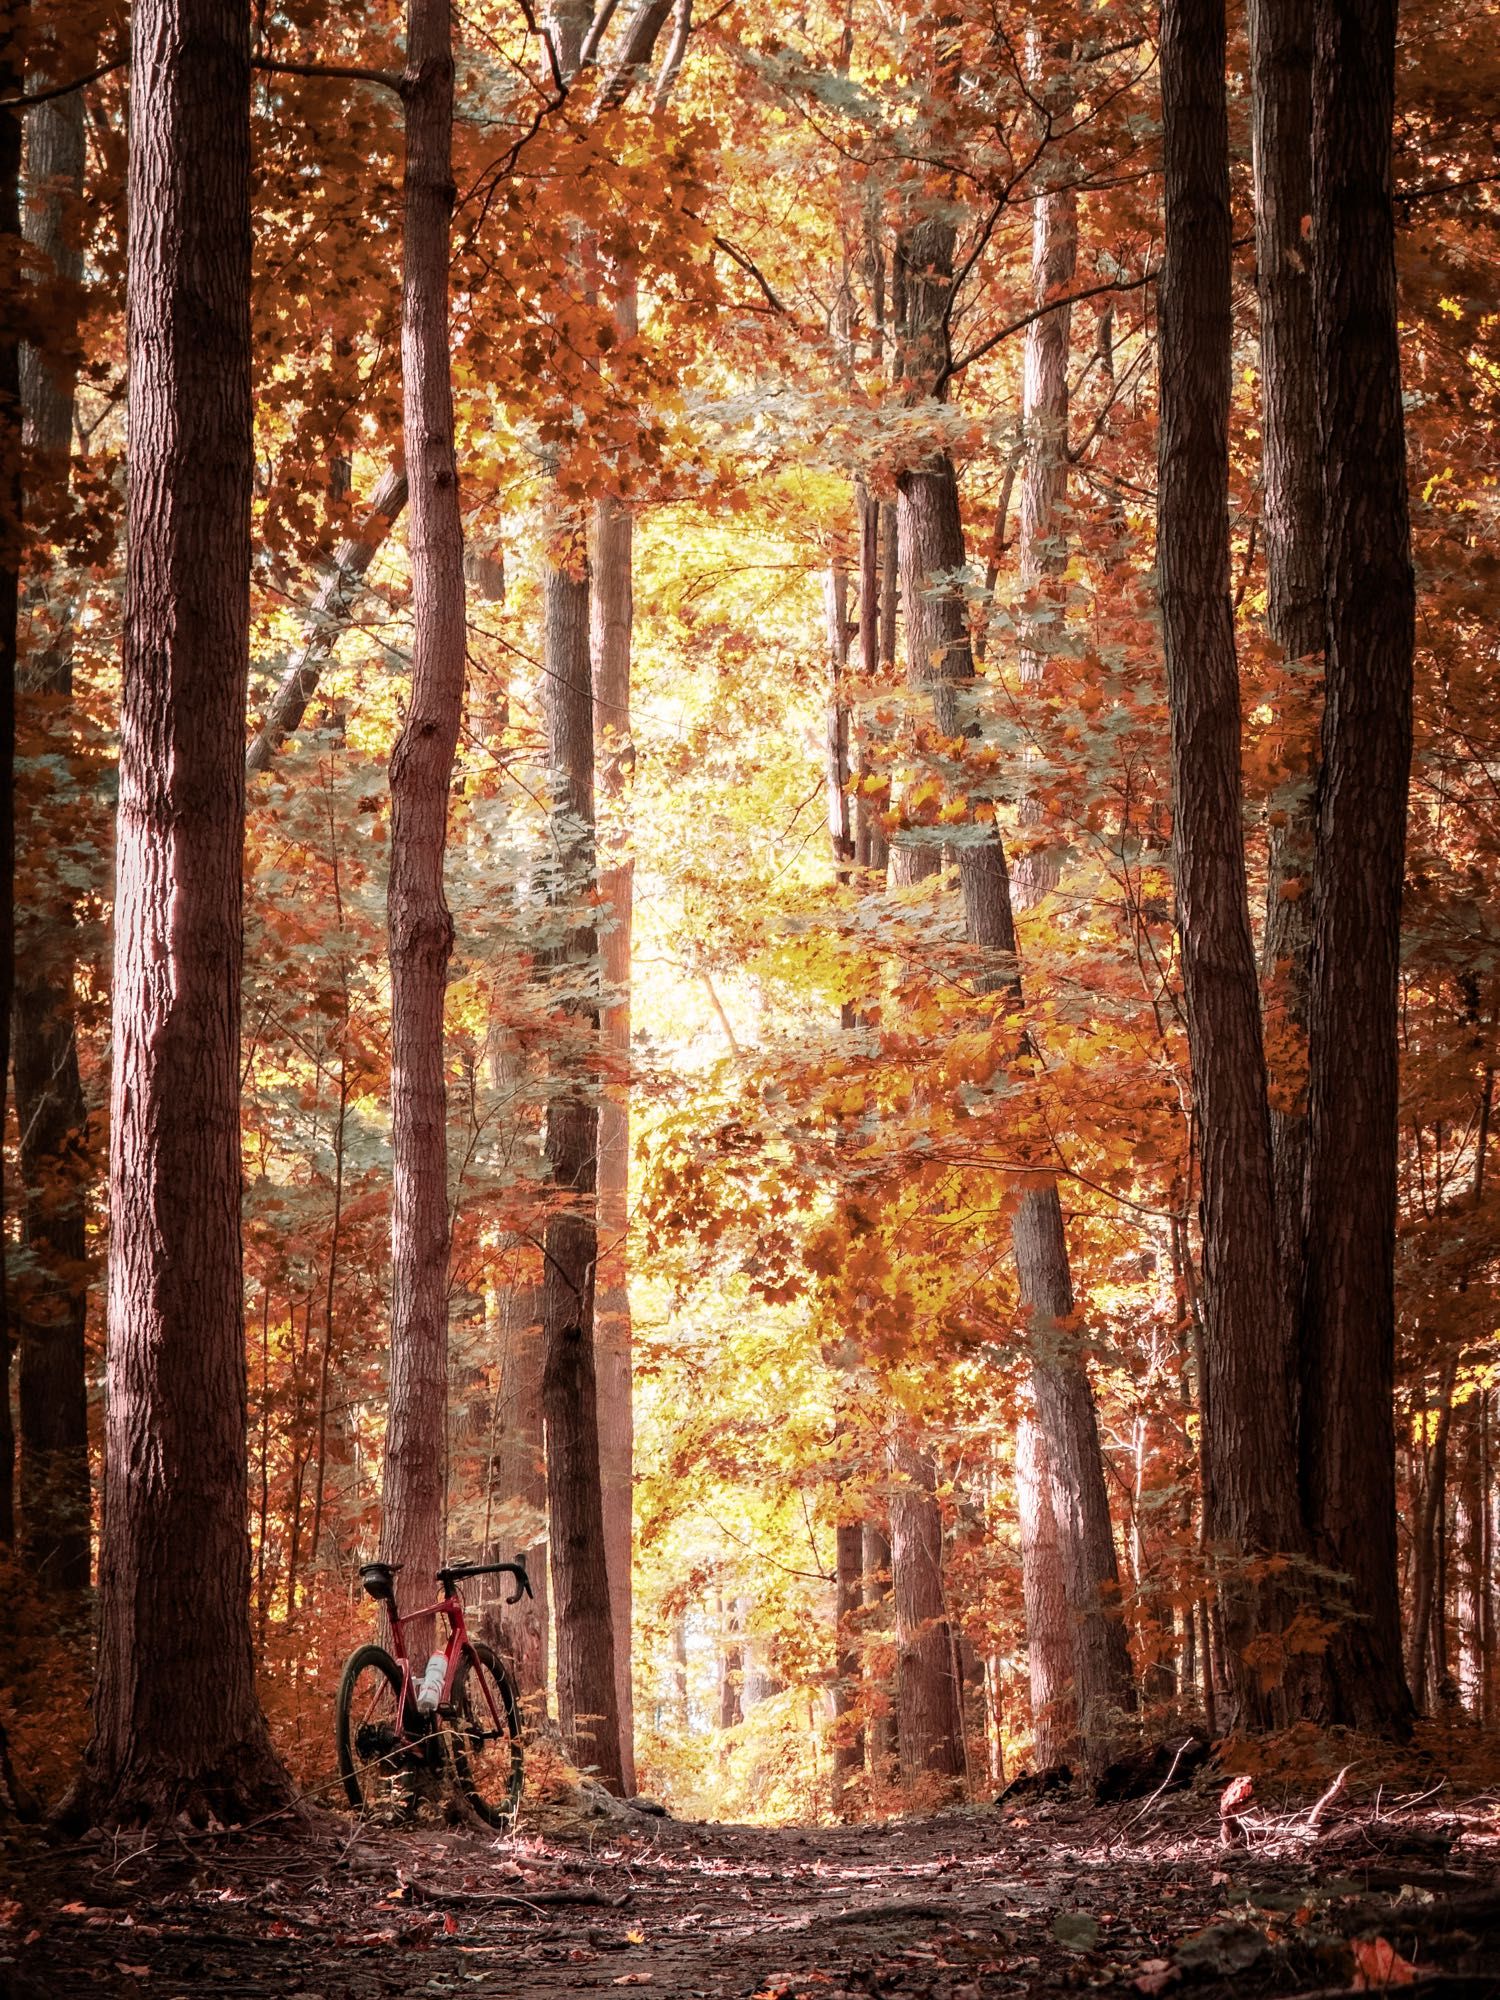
12 20 93 1598
591 271 637 1791
246 462 409 776
1249 0 1321 1341
1298 0 1416 1737
0 0 24 1553
889 1439 963 1787
1158 0 1303 1725
80 0 289 1822
379 0 468 1661
1015 1413 1074 1769
480 1280 549 1704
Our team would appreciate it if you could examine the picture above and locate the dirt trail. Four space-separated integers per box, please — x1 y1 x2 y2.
7 1782 1500 1999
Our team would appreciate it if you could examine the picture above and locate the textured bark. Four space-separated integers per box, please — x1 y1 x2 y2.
380 0 467 1663
80 0 289 1821
854 481 889 874
12 16 93 1596
481 1282 549 1705
889 1440 963 1786
1158 0 1303 1723
536 0 625 1795
1249 0 1321 1347
1455 1394 1488 1718
0 0 23 1552
1015 1414 1074 1769
543 1321 624 1789
1011 144 1076 909
1298 0 1415 1737
246 462 409 776
832 1518 865 1809
862 1519 896 1774
1408 1359 1457 1712
591 288 636 1788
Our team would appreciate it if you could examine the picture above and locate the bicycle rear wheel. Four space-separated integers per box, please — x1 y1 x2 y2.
336 1643 416 1816
444 1640 523 1828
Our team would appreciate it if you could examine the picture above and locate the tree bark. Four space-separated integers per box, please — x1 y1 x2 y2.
0 0 25 1554
591 265 637 1794
80 0 289 1822
11 12 94 1598
379 0 468 1662
1158 0 1303 1723
889 1438 963 1787
1298 0 1416 1737
480 1279 550 1704
1011 118 1076 909
832 1518 865 1809
1455 1392 1487 1718
862 1518 896 1775
246 462 409 776
1249 0 1321 1345
1015 1412 1074 1769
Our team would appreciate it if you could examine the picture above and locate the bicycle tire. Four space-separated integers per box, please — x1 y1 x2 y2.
444 1640 523 1828
335 1642 413 1814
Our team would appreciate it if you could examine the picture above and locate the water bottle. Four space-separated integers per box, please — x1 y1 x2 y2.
415 1651 447 1715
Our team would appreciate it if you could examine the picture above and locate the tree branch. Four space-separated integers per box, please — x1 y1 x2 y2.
0 56 125 111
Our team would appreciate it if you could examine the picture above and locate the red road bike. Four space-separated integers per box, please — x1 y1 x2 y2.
335 1558 528 1827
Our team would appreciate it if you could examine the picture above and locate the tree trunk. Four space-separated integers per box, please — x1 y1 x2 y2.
246 462 409 776
1015 1413 1074 1769
1011 119 1076 909
1407 1359 1456 1712
889 1438 963 1787
1298 0 1415 1737
1249 0 1321 1341
1456 1393 1487 1717
591 267 637 1790
862 1518 896 1775
832 1518 865 1810
1158 0 1303 1724
895 446 1134 1778
379 0 468 1661
480 1280 549 1704
0 0 25 1553
12 27 93 1600
80 0 289 1822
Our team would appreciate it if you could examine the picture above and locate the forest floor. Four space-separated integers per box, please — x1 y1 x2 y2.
6 1746 1500 2000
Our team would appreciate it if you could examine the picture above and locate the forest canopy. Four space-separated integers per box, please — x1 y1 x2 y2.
1 0 1498 1828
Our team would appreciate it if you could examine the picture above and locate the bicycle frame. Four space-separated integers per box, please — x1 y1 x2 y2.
384 1590 509 1745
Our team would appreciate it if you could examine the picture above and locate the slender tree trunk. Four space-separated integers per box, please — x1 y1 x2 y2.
1158 0 1303 1724
1249 0 1321 1343
246 463 409 777
379 0 468 1661
832 1518 865 1810
1407 1359 1456 1712
1298 0 1416 1737
862 1518 896 1775
12 31 93 1598
889 1438 963 1786
591 263 637 1791
80 0 289 1822
1011 118 1076 909
535 0 625 1797
1456 1393 1487 1716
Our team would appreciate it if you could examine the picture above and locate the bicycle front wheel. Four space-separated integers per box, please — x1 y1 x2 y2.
336 1642 414 1815
444 1640 523 1828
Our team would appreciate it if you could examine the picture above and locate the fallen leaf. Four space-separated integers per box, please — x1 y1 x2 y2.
625 1927 647 1944
1352 1937 1419 1989
612 1977 653 1987
0 1900 20 1928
